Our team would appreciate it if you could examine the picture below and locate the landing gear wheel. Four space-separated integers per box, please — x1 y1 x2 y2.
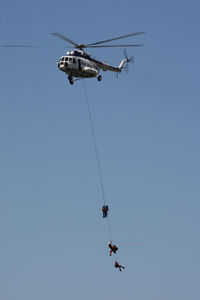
68 75 74 85
97 75 102 82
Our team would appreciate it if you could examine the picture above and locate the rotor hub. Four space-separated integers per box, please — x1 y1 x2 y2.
76 43 87 50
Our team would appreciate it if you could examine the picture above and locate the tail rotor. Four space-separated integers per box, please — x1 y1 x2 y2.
123 48 134 73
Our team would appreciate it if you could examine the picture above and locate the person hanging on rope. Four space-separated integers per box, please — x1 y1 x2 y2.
114 261 125 272
102 205 109 218
108 242 118 256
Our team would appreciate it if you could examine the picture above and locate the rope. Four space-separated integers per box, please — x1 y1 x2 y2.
106 215 113 241
82 79 112 241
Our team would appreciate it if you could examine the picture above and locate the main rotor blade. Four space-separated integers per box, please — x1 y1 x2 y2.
88 44 144 48
1 44 72 48
51 32 78 46
87 31 145 46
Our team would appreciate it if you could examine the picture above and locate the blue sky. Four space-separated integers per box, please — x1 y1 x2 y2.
0 0 200 299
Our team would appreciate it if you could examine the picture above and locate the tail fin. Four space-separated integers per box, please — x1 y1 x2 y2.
118 59 127 71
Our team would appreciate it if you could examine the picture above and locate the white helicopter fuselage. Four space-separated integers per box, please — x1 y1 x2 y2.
57 49 127 83
58 52 99 78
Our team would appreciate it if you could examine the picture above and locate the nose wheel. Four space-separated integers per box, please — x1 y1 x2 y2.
68 75 74 85
97 75 102 82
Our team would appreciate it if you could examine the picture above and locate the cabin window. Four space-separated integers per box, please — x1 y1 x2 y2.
73 58 76 64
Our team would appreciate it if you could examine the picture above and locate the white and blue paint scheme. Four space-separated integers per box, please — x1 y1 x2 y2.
57 49 128 84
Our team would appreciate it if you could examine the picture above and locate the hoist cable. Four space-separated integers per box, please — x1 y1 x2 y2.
83 79 106 205
106 214 113 241
82 79 112 241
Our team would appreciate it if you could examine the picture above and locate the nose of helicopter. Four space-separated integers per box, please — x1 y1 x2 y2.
58 61 68 70
57 58 68 70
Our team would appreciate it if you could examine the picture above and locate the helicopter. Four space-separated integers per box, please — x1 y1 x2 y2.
2 31 145 85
